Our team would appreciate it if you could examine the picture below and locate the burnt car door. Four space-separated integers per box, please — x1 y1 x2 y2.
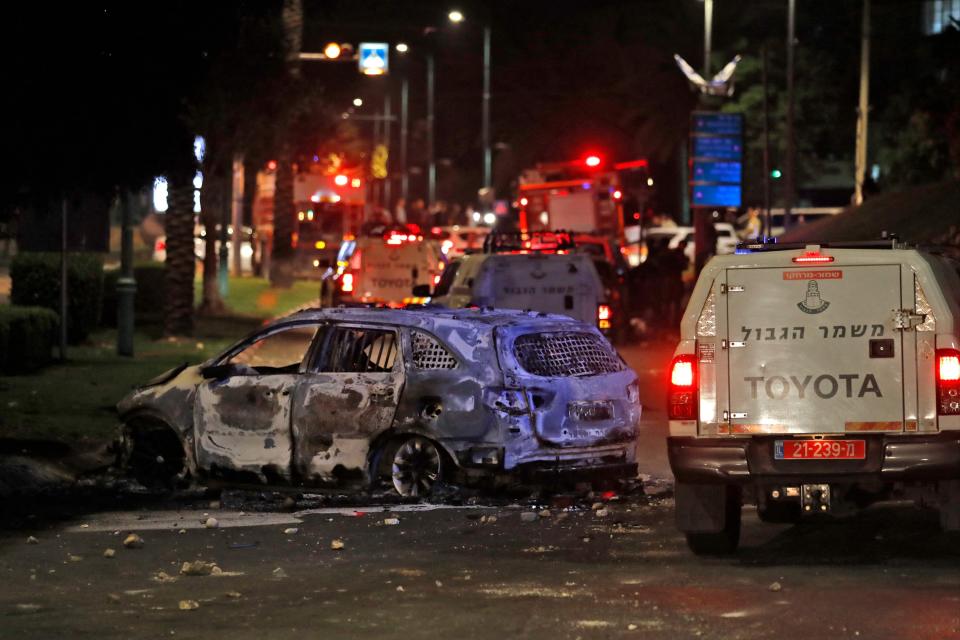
193 323 321 481
291 324 404 482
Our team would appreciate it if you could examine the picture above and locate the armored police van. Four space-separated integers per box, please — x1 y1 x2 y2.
669 240 960 554
426 232 610 331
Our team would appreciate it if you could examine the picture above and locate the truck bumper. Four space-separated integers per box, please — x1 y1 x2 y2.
668 433 960 485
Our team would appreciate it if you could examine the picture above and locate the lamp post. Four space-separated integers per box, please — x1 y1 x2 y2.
448 10 493 197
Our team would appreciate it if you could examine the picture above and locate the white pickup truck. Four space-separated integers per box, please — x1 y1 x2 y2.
669 241 960 554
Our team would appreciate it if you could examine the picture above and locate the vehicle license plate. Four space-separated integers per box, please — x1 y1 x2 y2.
568 401 613 422
774 439 866 460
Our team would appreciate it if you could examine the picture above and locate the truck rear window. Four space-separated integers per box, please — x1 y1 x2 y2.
513 332 623 378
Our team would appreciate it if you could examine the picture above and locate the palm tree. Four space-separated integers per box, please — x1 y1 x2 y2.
269 0 303 288
164 170 197 336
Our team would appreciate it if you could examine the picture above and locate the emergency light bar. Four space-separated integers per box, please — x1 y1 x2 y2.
792 250 834 264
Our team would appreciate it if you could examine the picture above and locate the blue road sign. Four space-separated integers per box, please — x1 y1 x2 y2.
693 136 743 160
692 112 744 136
692 184 742 208
358 42 389 75
692 160 742 184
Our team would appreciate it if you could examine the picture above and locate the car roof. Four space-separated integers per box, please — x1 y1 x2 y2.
276 305 588 331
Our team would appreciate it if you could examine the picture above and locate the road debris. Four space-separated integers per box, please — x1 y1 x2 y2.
330 539 345 550
123 533 143 549
178 599 200 611
68 554 83 562
383 517 400 526
153 571 177 583
480 515 497 524
283 527 299 535
103 548 116 558
26 536 38 545
225 591 242 599
180 560 221 576
769 581 783 592
204 517 219 529
595 508 609 517
272 567 288 578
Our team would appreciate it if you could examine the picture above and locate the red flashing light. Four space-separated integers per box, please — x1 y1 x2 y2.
585 155 602 168
267 160 277 171
792 250 834 264
334 174 349 186
633 212 641 220
341 273 354 293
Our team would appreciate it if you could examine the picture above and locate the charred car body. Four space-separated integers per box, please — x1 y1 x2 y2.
118 307 641 495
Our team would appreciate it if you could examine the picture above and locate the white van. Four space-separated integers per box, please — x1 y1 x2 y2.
429 252 608 329
336 230 445 306
669 240 960 553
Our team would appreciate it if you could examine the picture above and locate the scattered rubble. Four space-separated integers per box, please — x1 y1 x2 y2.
68 554 83 562
225 591 242 599
178 599 200 611
153 571 177 583
26 536 38 545
122 533 143 549
103 548 116 559
383 517 400 526
769 581 783 592
180 560 220 577
272 567 288 578
330 539 345 550
283 527 299 535
204 517 219 529
595 508 609 517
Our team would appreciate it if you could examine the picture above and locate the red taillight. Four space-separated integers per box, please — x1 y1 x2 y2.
155 239 166 252
937 349 960 415
668 354 697 420
341 273 354 293
598 304 612 330
792 250 834 264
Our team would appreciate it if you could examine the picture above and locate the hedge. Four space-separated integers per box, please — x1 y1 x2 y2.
10 252 104 343
101 263 167 327
0 305 59 373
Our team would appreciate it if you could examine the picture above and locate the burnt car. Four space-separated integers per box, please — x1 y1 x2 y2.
117 307 641 496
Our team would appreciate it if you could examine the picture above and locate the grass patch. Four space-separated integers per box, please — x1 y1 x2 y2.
0 316 261 444
196 277 320 319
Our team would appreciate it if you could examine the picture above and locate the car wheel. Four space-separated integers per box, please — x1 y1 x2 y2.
123 423 187 492
391 436 443 498
678 483 742 556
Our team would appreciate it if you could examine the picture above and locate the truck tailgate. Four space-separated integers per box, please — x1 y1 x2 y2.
723 264 906 434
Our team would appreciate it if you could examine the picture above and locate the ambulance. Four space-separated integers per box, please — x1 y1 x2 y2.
669 239 960 553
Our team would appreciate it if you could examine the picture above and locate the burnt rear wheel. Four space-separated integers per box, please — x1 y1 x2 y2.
391 436 443 498
122 422 187 491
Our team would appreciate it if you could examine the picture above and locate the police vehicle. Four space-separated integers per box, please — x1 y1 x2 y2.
669 239 960 553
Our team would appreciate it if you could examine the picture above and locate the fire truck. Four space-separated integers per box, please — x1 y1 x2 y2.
252 164 365 278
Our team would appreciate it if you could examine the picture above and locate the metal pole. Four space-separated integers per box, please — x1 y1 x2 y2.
231 154 244 275
59 197 67 361
854 0 871 206
400 77 409 203
427 51 436 206
373 105 382 208
704 0 713 77
218 178 230 297
117 191 136 356
784 0 796 231
384 92 392 209
762 45 772 237
482 25 492 193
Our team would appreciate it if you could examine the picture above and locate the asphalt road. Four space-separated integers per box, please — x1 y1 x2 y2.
1 338 959 639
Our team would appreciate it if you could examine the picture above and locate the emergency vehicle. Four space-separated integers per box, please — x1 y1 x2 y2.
669 239 960 554
427 232 613 336
335 226 445 307
252 164 365 278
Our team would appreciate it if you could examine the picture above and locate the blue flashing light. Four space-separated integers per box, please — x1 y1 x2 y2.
582 182 591 190
735 248 753 254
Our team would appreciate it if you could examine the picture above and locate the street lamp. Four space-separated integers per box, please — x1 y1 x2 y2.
353 97 363 107
395 42 409 53
443 10 493 198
